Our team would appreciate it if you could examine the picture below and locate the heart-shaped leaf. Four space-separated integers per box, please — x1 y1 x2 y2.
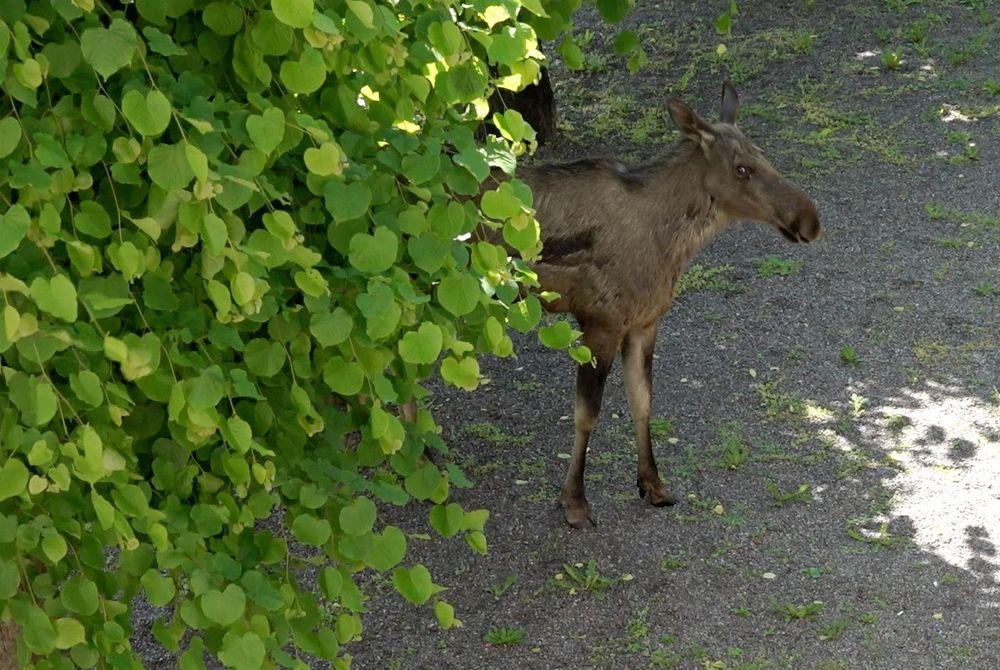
339 497 376 536
0 205 30 259
437 273 480 316
348 227 398 273
0 458 29 502
272 0 314 28
322 356 365 395
392 564 434 605
429 503 465 538
200 584 246 627
246 107 285 154
122 89 171 136
440 356 480 391
0 117 22 158
309 309 353 347
366 527 407 572
291 513 332 546
303 141 344 176
80 19 137 79
218 631 265 670
30 275 78 322
324 181 372 222
279 47 326 94
398 322 443 364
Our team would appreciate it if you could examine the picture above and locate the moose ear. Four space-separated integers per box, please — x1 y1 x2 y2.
720 81 740 124
667 99 715 145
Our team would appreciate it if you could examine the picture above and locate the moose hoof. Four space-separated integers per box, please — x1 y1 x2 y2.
560 497 595 529
638 480 679 507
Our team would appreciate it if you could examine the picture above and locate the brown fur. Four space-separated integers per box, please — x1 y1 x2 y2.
491 85 822 527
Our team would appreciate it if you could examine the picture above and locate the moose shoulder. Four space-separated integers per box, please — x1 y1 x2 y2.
485 83 821 528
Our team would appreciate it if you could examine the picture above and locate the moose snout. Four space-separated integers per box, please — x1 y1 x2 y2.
792 200 821 243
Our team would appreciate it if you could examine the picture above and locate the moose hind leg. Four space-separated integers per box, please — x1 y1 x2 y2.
622 324 678 507
560 330 618 528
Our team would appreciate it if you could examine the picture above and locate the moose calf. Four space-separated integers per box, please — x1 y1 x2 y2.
515 84 820 527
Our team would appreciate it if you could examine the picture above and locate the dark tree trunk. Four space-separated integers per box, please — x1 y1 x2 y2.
486 67 558 146
0 622 17 670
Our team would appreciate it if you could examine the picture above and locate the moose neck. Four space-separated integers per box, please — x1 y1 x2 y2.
631 142 729 269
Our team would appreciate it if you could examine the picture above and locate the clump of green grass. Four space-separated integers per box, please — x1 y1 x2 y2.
924 202 1000 228
756 381 807 422
649 417 677 441
840 345 861 366
659 554 690 572
715 422 749 469
487 575 517 600
846 520 909 549
465 422 532 446
973 283 998 297
756 256 801 277
881 48 903 70
766 479 812 507
554 560 616 594
772 600 824 620
818 617 851 640
484 626 525 645
675 263 739 296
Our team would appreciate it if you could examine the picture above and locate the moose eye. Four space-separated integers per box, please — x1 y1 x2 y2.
735 165 750 180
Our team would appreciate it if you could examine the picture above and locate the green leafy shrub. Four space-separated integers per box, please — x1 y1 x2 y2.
0 0 634 665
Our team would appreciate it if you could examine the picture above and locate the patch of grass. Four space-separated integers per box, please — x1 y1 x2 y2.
905 14 942 45
756 256 801 277
851 393 869 418
649 649 682 668
487 574 518 600
756 381 808 423
554 560 616 595
465 421 532 446
584 92 675 146
946 29 989 66
731 606 752 617
765 479 812 507
924 202 1000 228
973 283 998 298
840 345 861 366
846 520 909 549
484 626 525 646
675 263 739 296
715 422 749 469
772 600 825 620
944 130 981 164
769 76 910 170
802 566 829 580
588 608 652 662
513 378 540 392
885 413 912 432
913 340 951 366
817 617 851 641
718 28 820 83
659 554 690 572
934 236 977 249
881 48 904 70
649 417 677 441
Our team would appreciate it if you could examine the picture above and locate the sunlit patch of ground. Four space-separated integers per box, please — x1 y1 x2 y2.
869 383 1000 603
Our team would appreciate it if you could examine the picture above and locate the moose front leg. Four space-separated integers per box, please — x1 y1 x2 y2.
560 331 618 528
622 323 679 507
